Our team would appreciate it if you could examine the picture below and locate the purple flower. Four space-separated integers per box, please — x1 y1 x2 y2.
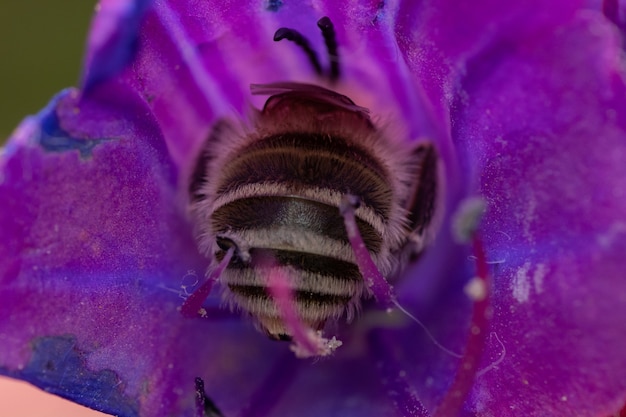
1 0 625 416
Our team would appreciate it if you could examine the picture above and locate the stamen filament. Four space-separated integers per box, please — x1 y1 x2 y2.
317 17 340 81
273 28 324 76
194 377 205 417
181 247 234 318
264 265 321 356
433 236 491 417
339 195 396 307
254 251 340 357
194 377 224 417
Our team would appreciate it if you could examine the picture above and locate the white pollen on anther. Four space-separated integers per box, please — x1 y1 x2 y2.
290 330 342 358
511 262 531 303
464 277 487 301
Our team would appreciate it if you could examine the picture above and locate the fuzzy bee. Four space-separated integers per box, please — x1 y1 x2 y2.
185 17 439 350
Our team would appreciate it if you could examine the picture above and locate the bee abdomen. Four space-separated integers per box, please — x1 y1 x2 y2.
222 248 363 291
229 285 353 310
221 248 365 333
216 133 393 219
202 131 395 336
212 196 382 253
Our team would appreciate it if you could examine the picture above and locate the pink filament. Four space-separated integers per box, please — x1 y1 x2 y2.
339 195 493 415
259 254 320 356
181 247 234 318
433 236 491 417
339 196 396 307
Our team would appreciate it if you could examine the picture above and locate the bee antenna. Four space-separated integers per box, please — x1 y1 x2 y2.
181 247 235 318
273 28 324 76
317 17 340 82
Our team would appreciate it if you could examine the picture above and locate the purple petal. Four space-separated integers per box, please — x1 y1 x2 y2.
0 79 406 417
595 0 626 37
5 0 626 416
82 0 153 92
451 11 626 417
395 0 582 137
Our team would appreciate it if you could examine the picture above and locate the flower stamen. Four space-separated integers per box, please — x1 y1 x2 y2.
317 17 340 82
256 251 342 358
181 247 234 318
274 16 341 82
433 236 492 417
340 194 463 359
273 28 323 76
194 377 225 417
339 194 396 307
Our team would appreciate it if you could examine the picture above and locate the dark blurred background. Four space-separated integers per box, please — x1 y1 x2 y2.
0 1 95 140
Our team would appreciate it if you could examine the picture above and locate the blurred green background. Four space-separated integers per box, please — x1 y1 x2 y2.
0 1 95 140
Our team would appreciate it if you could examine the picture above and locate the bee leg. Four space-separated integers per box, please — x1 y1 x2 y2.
255 251 342 358
180 247 235 318
339 195 397 308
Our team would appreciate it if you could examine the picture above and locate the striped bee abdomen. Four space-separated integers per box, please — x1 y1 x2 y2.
216 133 393 219
185 17 440 356
204 131 394 338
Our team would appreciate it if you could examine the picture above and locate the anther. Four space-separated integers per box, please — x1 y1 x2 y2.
317 17 340 82
273 28 324 76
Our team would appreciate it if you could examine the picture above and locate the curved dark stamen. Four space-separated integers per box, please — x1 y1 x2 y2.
317 17 340 82
195 377 225 417
273 28 323 76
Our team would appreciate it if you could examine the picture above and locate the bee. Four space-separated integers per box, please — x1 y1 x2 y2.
186 17 439 347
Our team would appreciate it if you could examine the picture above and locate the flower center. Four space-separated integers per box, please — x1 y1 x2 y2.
182 16 493 416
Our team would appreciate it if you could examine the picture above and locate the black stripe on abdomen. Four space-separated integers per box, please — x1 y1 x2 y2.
221 248 361 280
228 285 352 306
216 132 393 218
211 196 382 253
219 248 364 310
